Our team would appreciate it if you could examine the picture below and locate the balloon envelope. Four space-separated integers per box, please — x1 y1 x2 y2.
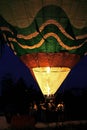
0 5 87 96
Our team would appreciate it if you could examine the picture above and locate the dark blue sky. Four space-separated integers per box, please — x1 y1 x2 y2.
0 44 87 96
58 53 87 94
0 45 39 95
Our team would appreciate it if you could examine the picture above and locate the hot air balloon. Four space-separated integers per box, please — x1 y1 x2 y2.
0 5 87 104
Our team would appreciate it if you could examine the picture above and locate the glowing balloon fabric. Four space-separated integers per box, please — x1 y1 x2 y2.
0 5 87 96
0 5 87 58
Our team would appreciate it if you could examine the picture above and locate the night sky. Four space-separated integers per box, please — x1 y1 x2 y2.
0 45 39 96
0 44 87 96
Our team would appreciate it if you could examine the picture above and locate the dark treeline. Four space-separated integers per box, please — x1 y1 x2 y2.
0 73 87 123
55 88 87 121
0 74 43 115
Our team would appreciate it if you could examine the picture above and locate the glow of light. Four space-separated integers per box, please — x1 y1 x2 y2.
47 82 50 96
32 67 71 96
46 67 50 73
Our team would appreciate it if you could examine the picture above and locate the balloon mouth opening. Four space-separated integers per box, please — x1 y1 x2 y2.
32 67 71 97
